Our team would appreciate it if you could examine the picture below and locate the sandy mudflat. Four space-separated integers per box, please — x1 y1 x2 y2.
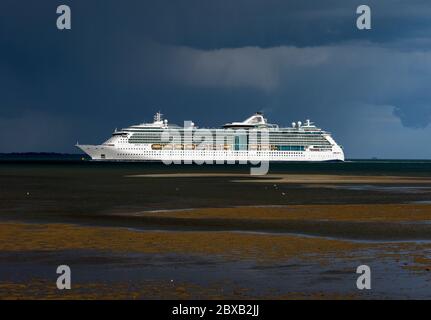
0 277 362 300
0 222 369 259
0 204 431 260
2 161 431 299
2 204 431 255
127 204 431 222
102 204 431 240
1 216 431 299
127 173 431 184
0 220 424 265
3 199 431 300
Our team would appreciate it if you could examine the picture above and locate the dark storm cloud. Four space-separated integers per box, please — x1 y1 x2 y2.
0 0 431 157
96 0 431 48
393 104 431 128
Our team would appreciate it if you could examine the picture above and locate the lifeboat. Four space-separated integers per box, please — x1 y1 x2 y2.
162 144 174 150
151 144 162 150
174 144 183 150
184 144 195 150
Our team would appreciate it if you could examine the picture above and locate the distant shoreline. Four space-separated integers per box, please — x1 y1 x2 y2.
0 152 88 161
0 152 83 156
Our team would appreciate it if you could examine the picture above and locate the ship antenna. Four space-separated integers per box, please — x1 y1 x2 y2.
154 111 163 122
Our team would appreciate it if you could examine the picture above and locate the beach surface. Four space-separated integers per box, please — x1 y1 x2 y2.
2 203 431 299
129 173 431 184
1 160 431 299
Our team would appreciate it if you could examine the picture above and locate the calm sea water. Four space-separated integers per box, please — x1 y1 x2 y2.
0 154 430 226
1 153 431 175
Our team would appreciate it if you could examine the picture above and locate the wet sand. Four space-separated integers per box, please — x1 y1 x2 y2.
1 220 374 299
122 204 431 222
100 204 431 241
2 202 431 299
0 222 370 259
2 161 431 299
128 173 431 184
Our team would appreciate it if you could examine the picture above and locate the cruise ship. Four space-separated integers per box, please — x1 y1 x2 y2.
76 112 344 162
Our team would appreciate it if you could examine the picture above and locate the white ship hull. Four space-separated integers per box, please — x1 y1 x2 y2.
77 144 344 162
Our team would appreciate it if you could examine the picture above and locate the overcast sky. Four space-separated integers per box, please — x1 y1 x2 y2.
1 0 431 158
